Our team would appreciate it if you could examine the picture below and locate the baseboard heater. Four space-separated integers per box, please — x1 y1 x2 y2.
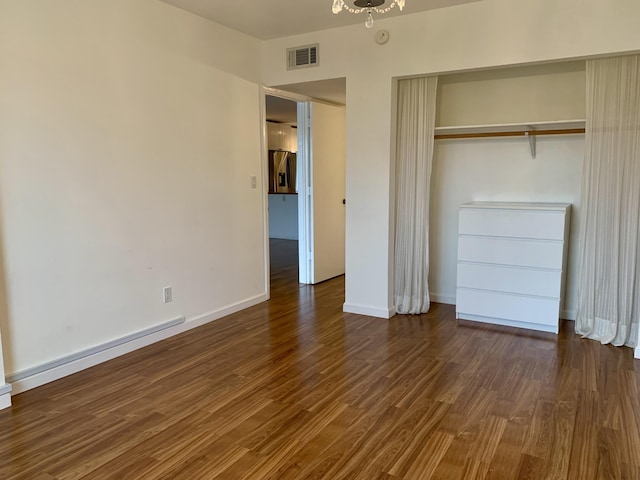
7 317 185 383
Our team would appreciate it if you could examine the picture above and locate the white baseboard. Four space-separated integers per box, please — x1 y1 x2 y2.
8 293 268 395
0 392 11 410
184 293 267 330
0 384 11 410
561 310 576 321
343 302 395 319
430 293 456 305
635 345 640 360
8 317 186 385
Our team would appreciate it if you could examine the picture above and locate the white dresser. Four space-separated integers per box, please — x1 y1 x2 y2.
456 202 571 334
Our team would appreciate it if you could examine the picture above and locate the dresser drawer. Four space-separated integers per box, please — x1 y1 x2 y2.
457 236 564 269
457 263 562 298
459 208 566 240
456 289 560 327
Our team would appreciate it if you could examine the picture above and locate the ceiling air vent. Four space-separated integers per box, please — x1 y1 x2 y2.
287 44 319 70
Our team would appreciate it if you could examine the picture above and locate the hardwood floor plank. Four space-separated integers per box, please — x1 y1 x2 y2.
0 239 638 479
154 443 250 480
428 436 471 479
486 420 528 480
619 370 640 468
393 430 453 479
544 400 577 479
461 457 491 480
516 453 544 480
467 415 507 464
567 390 600 480
596 427 623 480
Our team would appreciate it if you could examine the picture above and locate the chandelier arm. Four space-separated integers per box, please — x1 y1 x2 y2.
373 4 397 13
343 7 367 13
338 1 402 15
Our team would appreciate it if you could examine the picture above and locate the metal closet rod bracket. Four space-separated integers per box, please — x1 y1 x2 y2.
525 128 536 159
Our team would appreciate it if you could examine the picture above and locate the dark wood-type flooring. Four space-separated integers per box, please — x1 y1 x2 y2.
0 239 639 479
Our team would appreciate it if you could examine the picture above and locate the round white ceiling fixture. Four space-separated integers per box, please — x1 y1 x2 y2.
375 29 390 45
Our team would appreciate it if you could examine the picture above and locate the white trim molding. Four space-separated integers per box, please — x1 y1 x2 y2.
296 101 313 285
8 317 186 384
343 302 396 319
635 345 640 360
561 310 577 321
263 86 311 103
259 86 271 302
8 293 268 395
0 384 12 410
184 293 267 331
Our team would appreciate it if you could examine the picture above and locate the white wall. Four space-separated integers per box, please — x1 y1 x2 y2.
268 195 298 240
262 0 640 317
436 62 586 127
430 137 584 313
0 1 265 377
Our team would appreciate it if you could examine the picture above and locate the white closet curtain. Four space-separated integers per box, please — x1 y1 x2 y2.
576 55 640 347
394 77 438 314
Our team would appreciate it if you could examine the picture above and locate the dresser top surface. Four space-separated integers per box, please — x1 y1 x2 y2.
461 202 571 211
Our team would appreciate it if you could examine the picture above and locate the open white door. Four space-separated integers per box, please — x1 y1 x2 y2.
298 101 346 284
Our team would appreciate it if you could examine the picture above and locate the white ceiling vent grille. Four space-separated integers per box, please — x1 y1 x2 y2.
287 44 319 70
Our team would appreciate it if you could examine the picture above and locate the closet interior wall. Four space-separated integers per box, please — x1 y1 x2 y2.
428 61 586 320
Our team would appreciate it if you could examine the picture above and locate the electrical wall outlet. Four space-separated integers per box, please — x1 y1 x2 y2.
250 176 257 189
163 286 172 304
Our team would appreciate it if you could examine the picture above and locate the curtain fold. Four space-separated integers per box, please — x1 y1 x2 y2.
576 55 640 347
394 77 438 315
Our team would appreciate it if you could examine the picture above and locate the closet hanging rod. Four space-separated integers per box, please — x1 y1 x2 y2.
434 128 585 140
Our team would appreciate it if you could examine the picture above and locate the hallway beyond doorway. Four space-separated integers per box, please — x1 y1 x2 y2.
269 238 300 299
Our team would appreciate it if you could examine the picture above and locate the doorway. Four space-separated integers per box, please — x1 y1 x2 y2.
265 94 300 298
263 79 347 300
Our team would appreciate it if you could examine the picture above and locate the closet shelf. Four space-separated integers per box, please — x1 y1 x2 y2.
434 119 586 159
434 119 585 138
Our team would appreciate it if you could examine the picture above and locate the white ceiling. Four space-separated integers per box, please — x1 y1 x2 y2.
266 96 298 125
161 0 480 40
161 1 478 114
267 78 347 125
275 78 347 105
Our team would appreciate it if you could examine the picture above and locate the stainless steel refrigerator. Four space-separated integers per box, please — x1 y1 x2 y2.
269 150 297 194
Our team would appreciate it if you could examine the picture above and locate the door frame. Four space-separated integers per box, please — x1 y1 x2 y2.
261 87 312 296
296 101 313 284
